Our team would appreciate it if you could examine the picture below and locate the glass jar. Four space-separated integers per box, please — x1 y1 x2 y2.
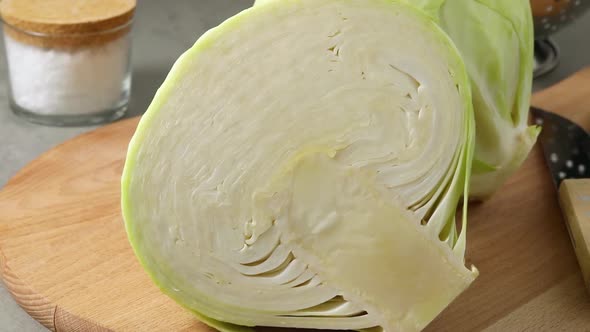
0 0 136 126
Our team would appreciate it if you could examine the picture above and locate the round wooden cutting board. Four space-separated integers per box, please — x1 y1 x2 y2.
2 69 590 331
0 117 215 332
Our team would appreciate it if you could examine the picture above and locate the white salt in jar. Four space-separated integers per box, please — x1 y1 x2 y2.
0 0 136 126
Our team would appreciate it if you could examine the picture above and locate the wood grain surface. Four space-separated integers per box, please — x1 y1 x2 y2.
1 68 590 331
559 179 590 295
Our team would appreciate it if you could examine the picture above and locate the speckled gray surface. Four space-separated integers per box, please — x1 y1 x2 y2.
0 1 588 331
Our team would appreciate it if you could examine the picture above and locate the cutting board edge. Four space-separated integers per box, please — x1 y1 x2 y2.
0 245 117 332
0 250 56 331
0 119 139 332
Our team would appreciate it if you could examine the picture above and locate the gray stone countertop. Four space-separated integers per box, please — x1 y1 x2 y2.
0 1 588 331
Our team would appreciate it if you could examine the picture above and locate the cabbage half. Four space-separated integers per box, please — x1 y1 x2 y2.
122 0 478 331
256 0 539 199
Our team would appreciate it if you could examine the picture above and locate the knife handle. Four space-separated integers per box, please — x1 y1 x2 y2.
558 179 590 293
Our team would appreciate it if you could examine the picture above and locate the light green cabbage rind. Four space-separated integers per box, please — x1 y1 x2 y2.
122 0 477 331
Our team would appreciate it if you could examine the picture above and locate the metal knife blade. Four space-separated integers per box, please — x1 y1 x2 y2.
531 106 590 294
531 107 590 186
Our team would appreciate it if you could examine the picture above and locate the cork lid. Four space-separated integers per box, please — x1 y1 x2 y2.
0 0 136 49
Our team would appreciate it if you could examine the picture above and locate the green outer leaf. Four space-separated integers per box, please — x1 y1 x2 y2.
424 0 537 198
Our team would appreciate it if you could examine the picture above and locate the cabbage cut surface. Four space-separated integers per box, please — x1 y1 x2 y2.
122 1 478 331
256 0 539 199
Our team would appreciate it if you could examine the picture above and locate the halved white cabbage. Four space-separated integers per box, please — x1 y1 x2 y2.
122 0 478 331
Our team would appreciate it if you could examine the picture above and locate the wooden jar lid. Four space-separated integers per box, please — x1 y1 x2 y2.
0 0 136 49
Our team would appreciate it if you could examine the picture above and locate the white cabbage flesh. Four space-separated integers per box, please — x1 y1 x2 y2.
256 0 539 199
122 0 478 331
